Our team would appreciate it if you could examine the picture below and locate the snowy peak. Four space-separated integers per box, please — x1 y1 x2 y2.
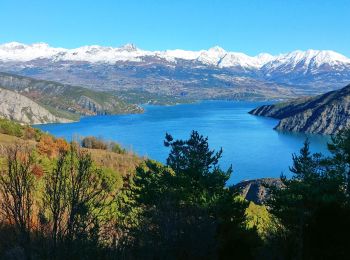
255 53 274 64
0 42 349 73
0 42 64 61
0 42 148 63
307 50 350 66
1 42 27 50
208 46 226 53
262 49 350 74
279 49 349 65
197 46 227 65
118 43 138 52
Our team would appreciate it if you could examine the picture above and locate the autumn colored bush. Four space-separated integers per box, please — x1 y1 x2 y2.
55 138 70 153
37 135 70 158
32 164 44 179
23 127 42 141
37 135 56 158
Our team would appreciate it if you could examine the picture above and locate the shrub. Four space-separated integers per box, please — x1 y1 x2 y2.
81 137 126 154
23 127 42 141
0 118 43 141
37 135 70 158
81 136 108 150
0 119 23 137
110 142 126 154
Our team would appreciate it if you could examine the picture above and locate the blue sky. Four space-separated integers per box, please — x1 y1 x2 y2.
1 0 349 56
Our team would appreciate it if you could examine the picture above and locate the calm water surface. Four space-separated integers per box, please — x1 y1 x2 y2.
36 101 330 185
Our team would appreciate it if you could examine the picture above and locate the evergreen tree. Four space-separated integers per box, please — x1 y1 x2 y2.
130 131 259 259
164 131 231 200
328 129 350 195
268 138 350 259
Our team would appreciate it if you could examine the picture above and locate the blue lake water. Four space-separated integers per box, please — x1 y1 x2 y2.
36 101 330 185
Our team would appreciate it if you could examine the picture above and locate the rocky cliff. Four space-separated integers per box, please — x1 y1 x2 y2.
233 178 284 205
249 84 350 134
0 88 70 124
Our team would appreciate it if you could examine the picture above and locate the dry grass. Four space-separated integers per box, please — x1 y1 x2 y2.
87 148 143 176
0 133 143 176
0 134 37 158
0 133 23 144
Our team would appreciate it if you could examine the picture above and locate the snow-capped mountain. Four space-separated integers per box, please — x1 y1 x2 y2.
0 42 350 101
0 42 267 67
262 50 350 75
0 42 349 72
0 42 150 63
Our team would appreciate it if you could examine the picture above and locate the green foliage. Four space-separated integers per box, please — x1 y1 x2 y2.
0 118 43 141
267 138 350 259
81 136 127 154
99 167 123 191
128 131 260 259
328 128 350 195
245 202 278 241
110 142 126 154
38 145 120 258
0 144 37 257
0 118 24 137
164 130 231 201
5 127 350 259
134 159 175 205
82 136 108 150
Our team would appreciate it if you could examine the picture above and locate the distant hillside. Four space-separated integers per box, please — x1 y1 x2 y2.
249 84 350 134
0 72 143 122
0 88 70 124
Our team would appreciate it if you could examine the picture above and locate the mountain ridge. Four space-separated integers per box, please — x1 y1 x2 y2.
0 72 143 123
1 42 350 101
249 84 350 134
0 87 70 124
1 42 349 69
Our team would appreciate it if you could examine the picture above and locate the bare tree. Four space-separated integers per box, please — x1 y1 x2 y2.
65 147 109 244
43 144 114 257
0 143 36 257
43 148 69 256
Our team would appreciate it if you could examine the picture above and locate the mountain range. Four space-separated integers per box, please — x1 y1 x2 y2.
1 42 349 71
1 42 350 101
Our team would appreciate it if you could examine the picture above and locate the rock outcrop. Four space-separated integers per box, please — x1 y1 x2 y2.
234 178 284 205
249 84 350 135
0 88 71 124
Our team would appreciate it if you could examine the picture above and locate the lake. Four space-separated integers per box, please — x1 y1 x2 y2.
36 101 330 185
